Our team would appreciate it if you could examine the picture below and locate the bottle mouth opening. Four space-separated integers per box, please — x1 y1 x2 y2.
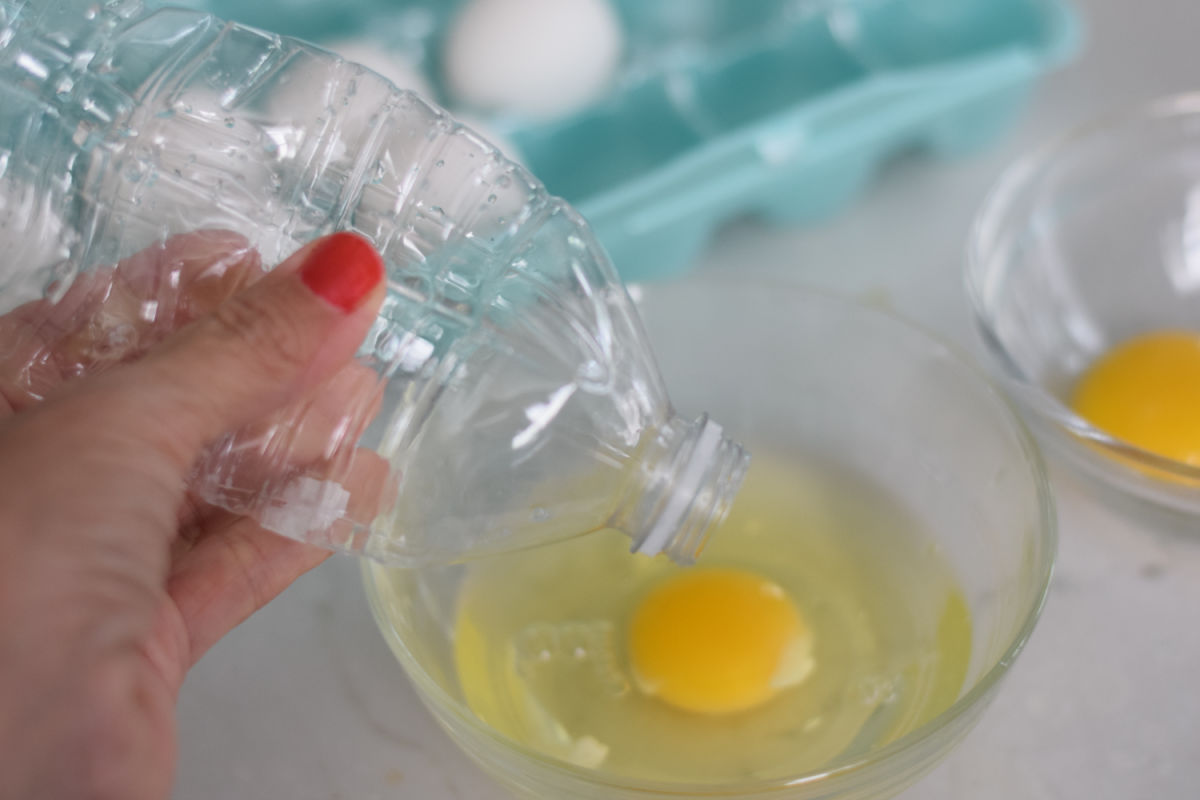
632 416 750 564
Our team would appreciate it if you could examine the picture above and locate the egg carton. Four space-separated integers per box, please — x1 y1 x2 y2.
154 0 1080 281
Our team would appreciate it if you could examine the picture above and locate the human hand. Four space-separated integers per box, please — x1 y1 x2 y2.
0 230 386 800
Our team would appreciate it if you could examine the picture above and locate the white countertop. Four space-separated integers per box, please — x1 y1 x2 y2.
174 1 1200 796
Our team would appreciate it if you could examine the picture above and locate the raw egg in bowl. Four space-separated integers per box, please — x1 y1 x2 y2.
968 93 1200 515
364 280 1054 799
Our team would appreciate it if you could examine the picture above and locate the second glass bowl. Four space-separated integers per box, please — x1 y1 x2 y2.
967 93 1200 514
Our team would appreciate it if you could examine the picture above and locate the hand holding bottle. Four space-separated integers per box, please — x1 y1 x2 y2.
0 231 384 800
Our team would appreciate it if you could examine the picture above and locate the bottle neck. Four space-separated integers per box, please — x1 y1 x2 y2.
613 414 749 564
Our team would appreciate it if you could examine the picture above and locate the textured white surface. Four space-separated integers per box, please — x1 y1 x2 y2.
174 1 1200 797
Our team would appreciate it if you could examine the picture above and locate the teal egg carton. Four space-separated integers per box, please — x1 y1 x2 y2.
157 0 1080 281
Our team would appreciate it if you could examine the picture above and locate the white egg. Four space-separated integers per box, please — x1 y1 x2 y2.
266 40 423 132
0 179 70 308
442 0 623 119
262 44 412 194
453 112 525 166
323 38 434 100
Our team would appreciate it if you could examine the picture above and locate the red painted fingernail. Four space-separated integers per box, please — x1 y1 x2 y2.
299 232 385 312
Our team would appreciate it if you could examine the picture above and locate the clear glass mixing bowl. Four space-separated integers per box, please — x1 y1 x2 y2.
967 93 1200 515
363 280 1055 799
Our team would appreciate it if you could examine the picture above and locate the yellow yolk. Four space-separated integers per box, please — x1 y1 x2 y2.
1071 330 1200 467
627 567 814 715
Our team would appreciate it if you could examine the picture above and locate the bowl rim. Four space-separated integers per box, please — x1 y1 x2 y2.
965 90 1200 483
363 280 1058 796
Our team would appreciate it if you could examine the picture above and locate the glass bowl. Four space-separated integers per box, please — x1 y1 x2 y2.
363 280 1055 799
967 93 1200 515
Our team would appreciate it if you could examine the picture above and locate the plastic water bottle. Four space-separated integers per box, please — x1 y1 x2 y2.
0 0 749 566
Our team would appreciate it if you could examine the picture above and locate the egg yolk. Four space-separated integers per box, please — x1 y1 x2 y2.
1071 330 1200 467
627 567 814 715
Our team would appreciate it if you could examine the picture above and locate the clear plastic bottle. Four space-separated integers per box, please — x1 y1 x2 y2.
0 0 749 565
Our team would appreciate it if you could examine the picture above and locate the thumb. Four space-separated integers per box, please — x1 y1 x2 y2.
125 231 386 466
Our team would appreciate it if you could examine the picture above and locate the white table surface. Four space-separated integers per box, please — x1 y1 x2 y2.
175 1 1200 797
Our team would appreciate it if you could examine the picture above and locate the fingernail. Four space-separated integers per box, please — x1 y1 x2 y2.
299 232 385 312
